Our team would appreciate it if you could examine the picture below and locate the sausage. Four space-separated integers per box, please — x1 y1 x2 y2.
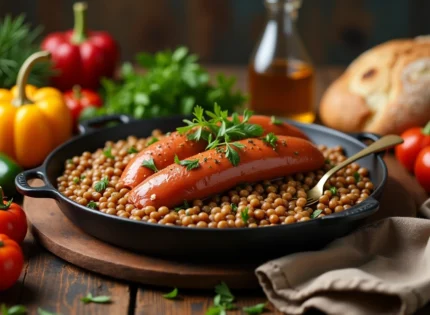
120 116 309 189
246 115 309 140
119 132 207 188
128 135 324 209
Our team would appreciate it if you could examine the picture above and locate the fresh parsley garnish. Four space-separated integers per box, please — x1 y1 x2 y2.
73 177 80 184
262 132 277 149
329 186 337 196
174 155 200 171
147 137 159 146
94 177 109 192
80 175 86 180
174 200 190 212
127 146 138 154
103 146 114 159
311 210 323 219
80 293 111 304
354 172 361 183
231 203 238 213
163 288 178 299
243 302 267 314
271 116 282 125
141 158 158 172
206 282 236 314
87 201 97 210
177 104 263 166
241 207 249 224
1 304 27 315
66 159 73 165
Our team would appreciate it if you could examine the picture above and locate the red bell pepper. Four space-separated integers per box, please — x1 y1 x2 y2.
64 85 103 125
41 2 119 91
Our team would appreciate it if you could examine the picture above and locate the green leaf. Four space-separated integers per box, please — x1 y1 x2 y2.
243 302 267 314
215 282 234 303
225 144 240 167
87 201 97 210
271 116 283 125
174 155 200 171
329 186 337 196
262 133 278 149
147 137 159 146
172 46 188 62
354 172 361 183
311 209 323 219
73 177 80 184
141 158 159 172
37 308 61 315
205 306 225 315
127 146 139 154
3 305 27 315
163 288 178 299
81 293 111 304
103 147 114 159
231 203 238 213
94 177 109 192
240 207 249 224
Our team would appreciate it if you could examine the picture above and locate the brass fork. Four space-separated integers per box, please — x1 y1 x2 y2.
305 135 404 206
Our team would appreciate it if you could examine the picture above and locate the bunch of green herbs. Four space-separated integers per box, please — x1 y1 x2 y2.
0 15 53 88
85 47 246 120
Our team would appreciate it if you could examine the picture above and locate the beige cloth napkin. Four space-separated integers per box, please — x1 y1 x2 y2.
256 156 430 315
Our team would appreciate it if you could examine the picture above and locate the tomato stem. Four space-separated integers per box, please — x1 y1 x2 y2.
71 2 88 44
422 121 430 135
73 85 82 99
0 187 13 210
0 241 3 247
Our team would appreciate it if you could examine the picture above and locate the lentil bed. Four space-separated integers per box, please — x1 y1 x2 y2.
57 132 375 228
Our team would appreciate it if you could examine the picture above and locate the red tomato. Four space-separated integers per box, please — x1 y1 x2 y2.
63 85 103 124
0 234 24 291
414 146 430 193
395 122 430 172
0 188 27 243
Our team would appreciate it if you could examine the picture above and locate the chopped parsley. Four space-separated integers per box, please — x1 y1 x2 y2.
127 146 139 154
141 158 158 172
87 201 97 209
73 177 80 184
329 186 338 196
103 146 114 159
174 155 200 171
240 207 249 224
262 132 277 149
354 172 361 183
311 209 323 219
147 137 159 146
94 177 109 192
271 116 283 125
231 203 238 213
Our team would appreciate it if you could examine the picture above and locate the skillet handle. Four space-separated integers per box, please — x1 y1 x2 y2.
78 114 136 135
15 167 60 199
320 196 379 223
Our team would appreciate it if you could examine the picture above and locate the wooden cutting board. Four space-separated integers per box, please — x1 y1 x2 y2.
23 155 427 289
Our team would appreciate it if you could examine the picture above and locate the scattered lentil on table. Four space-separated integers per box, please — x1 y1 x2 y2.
56 132 374 228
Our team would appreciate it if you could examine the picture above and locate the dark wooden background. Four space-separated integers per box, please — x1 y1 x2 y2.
1 0 430 65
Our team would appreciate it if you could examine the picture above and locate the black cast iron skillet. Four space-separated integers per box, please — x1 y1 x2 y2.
16 115 387 261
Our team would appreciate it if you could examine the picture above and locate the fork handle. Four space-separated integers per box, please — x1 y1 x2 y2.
320 134 403 183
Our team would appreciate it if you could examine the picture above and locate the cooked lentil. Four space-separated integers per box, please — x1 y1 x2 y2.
56 134 375 228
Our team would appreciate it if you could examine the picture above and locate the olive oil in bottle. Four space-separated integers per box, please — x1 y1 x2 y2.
248 0 315 123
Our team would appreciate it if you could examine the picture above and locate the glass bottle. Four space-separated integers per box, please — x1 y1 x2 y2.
248 0 315 123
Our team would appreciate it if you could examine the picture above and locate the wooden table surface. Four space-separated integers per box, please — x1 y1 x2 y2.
0 67 427 315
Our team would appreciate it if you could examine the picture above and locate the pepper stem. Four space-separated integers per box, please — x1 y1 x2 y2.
71 2 88 44
422 121 430 135
0 186 13 210
12 51 51 107
73 85 82 99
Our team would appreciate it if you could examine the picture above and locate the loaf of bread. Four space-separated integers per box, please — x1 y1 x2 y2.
319 36 430 135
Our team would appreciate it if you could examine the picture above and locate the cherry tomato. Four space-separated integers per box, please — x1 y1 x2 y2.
414 146 430 193
0 234 24 291
64 85 103 125
0 187 27 243
395 122 430 172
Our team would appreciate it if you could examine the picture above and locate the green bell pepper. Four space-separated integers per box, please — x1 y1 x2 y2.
0 153 23 197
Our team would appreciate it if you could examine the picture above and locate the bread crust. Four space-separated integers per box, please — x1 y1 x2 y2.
319 37 430 135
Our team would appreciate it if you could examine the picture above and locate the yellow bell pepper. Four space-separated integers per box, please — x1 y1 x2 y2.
0 51 72 168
